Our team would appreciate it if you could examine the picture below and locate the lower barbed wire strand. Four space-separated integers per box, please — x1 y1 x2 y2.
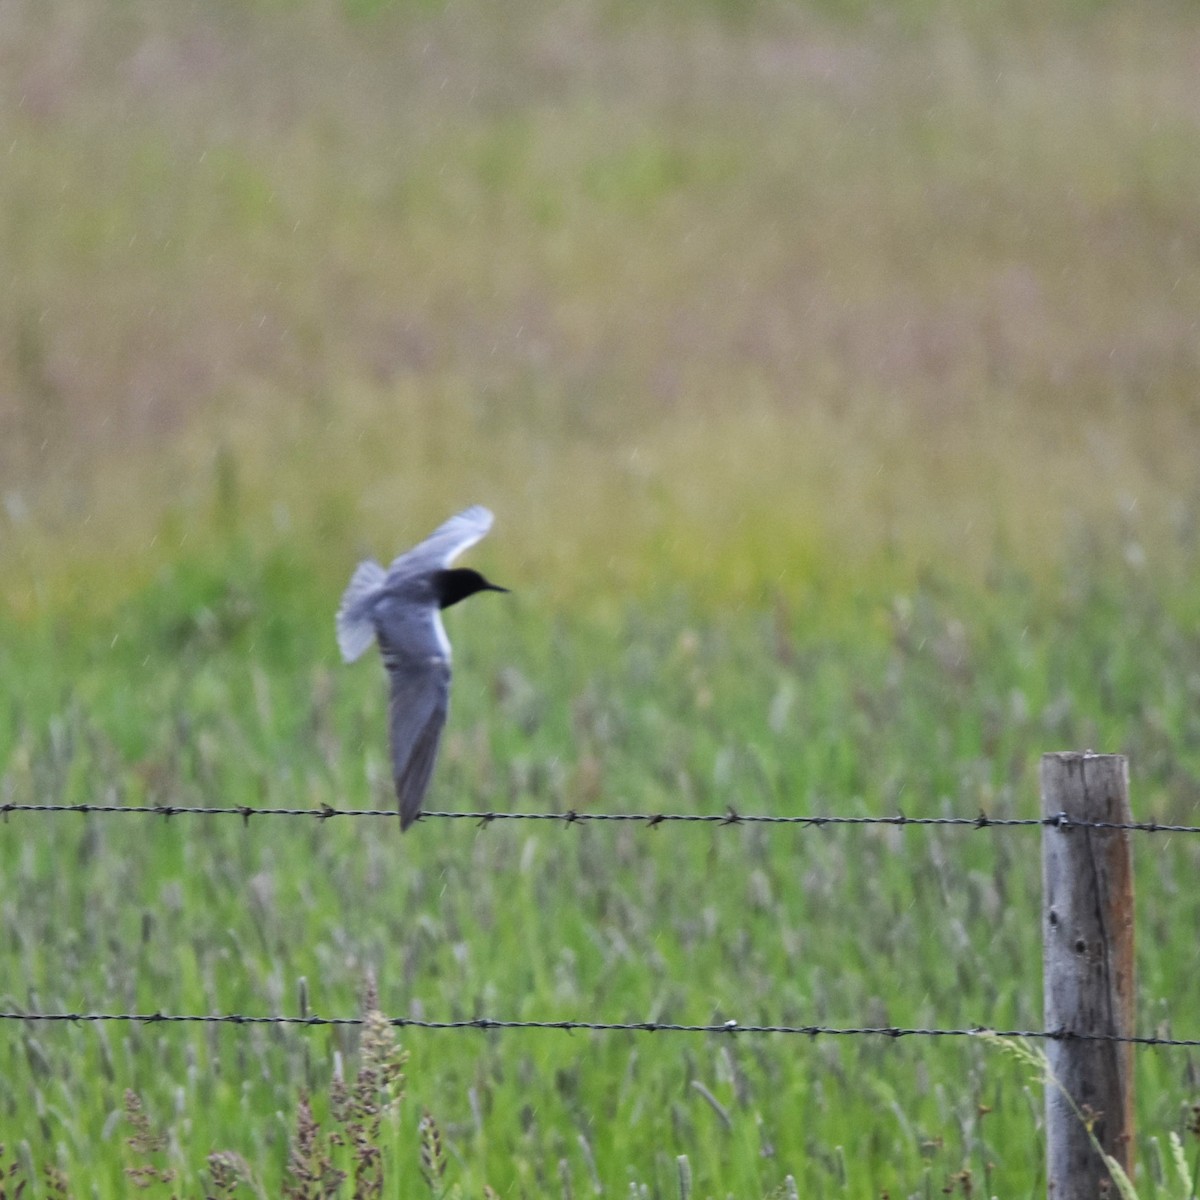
0 1010 1195 1045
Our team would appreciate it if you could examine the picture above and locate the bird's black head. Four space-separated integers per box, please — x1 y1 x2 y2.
432 568 510 610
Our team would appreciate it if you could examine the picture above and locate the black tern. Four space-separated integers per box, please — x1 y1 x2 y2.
337 505 508 830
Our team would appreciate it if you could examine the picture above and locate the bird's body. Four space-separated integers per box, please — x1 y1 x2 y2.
337 505 506 830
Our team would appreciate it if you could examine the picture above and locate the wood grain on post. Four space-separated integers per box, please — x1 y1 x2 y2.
1041 752 1135 1198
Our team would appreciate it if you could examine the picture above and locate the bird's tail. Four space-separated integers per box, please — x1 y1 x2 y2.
336 559 386 662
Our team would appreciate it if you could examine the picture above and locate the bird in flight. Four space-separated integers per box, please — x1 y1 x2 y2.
337 505 508 829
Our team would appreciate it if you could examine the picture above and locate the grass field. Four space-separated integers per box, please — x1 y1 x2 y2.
3 0 1200 1195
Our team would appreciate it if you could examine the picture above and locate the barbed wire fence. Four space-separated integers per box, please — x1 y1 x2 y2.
1 1010 1198 1046
0 752 1190 1193
1 801 1194 1038
4 800 1199 834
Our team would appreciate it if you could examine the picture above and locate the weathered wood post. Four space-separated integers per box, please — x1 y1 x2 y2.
1041 752 1135 1198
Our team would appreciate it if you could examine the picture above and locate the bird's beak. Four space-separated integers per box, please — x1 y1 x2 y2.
488 584 511 594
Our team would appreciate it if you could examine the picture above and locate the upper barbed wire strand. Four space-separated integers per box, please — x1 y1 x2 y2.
1 802 1198 833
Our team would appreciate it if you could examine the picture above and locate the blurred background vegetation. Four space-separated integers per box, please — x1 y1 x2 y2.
3 0 1199 617
3 0 1200 1194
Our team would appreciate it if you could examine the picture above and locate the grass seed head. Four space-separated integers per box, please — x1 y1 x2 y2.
0 1141 30 1200
122 1091 175 1189
42 1165 71 1200
284 1093 346 1197
205 1151 255 1198
419 1109 447 1194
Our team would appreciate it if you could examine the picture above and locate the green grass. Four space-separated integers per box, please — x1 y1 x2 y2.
3 0 1200 1193
3 539 1200 1195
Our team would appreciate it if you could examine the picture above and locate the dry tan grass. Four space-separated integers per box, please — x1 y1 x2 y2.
2 1 1198 609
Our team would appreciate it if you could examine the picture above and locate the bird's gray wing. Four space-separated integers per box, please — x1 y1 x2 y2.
387 505 493 575
385 653 451 831
336 558 386 663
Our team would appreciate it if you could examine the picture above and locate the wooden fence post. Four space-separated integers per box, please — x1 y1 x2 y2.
1041 752 1135 1198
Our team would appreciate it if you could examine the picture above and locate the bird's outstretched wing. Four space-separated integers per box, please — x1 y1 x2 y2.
336 559 387 662
386 654 451 830
388 505 494 575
